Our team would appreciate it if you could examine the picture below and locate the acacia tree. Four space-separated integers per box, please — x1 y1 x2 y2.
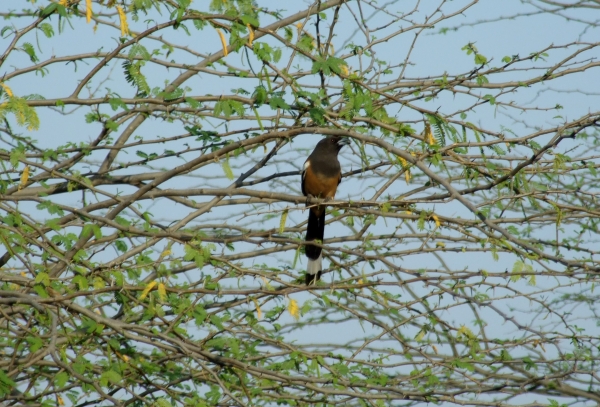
1 0 600 406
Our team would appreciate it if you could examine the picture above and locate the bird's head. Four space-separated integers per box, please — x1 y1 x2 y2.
319 136 350 152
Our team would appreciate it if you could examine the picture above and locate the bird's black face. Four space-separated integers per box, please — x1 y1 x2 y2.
328 136 350 151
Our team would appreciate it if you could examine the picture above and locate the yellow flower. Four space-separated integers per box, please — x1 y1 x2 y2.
398 157 410 184
157 282 167 302
288 298 300 320
139 281 157 300
116 6 129 37
0 82 13 98
252 297 262 319
86 0 92 23
19 166 29 190
216 28 228 56
247 24 254 47
424 122 435 145
432 214 440 228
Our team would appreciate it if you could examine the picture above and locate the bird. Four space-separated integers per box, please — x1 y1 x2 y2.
301 136 350 285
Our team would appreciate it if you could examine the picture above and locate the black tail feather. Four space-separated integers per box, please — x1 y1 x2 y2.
305 270 322 285
305 209 325 284
305 209 325 260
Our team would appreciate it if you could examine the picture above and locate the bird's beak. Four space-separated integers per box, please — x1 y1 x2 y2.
337 138 351 146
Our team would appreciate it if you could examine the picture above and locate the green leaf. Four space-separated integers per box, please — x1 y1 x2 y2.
185 97 200 109
279 210 288 234
115 216 131 227
298 34 315 53
292 244 300 269
22 42 39 63
109 98 128 111
511 260 524 282
214 100 231 117
241 15 259 27
476 75 489 85
82 224 102 240
115 240 127 252
474 53 487 65
193 19 207 30
0 92 40 130
33 285 49 298
128 43 151 61
122 61 150 97
9 147 25 168
154 398 174 407
0 369 16 397
311 58 328 75
39 3 58 18
326 56 347 74
39 23 54 38
282 26 293 42
184 243 205 268
253 106 263 130
54 371 69 388
269 95 290 110
417 210 426 231
222 155 235 180
425 113 448 147
205 278 218 290
252 85 267 106
210 314 225 330
483 94 496 105
253 42 276 62
27 336 43 352
522 356 536 370
105 120 119 132
93 277 104 289
309 107 326 125
45 218 61 231
194 305 207 325
228 100 245 116
37 200 64 216
183 244 197 261
100 370 121 387
35 272 50 286
56 4 67 17
453 359 475 371
73 275 88 290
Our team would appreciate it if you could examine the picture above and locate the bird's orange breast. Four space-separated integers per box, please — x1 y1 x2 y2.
303 166 339 199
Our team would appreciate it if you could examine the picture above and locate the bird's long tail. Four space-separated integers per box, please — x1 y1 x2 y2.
305 208 325 285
